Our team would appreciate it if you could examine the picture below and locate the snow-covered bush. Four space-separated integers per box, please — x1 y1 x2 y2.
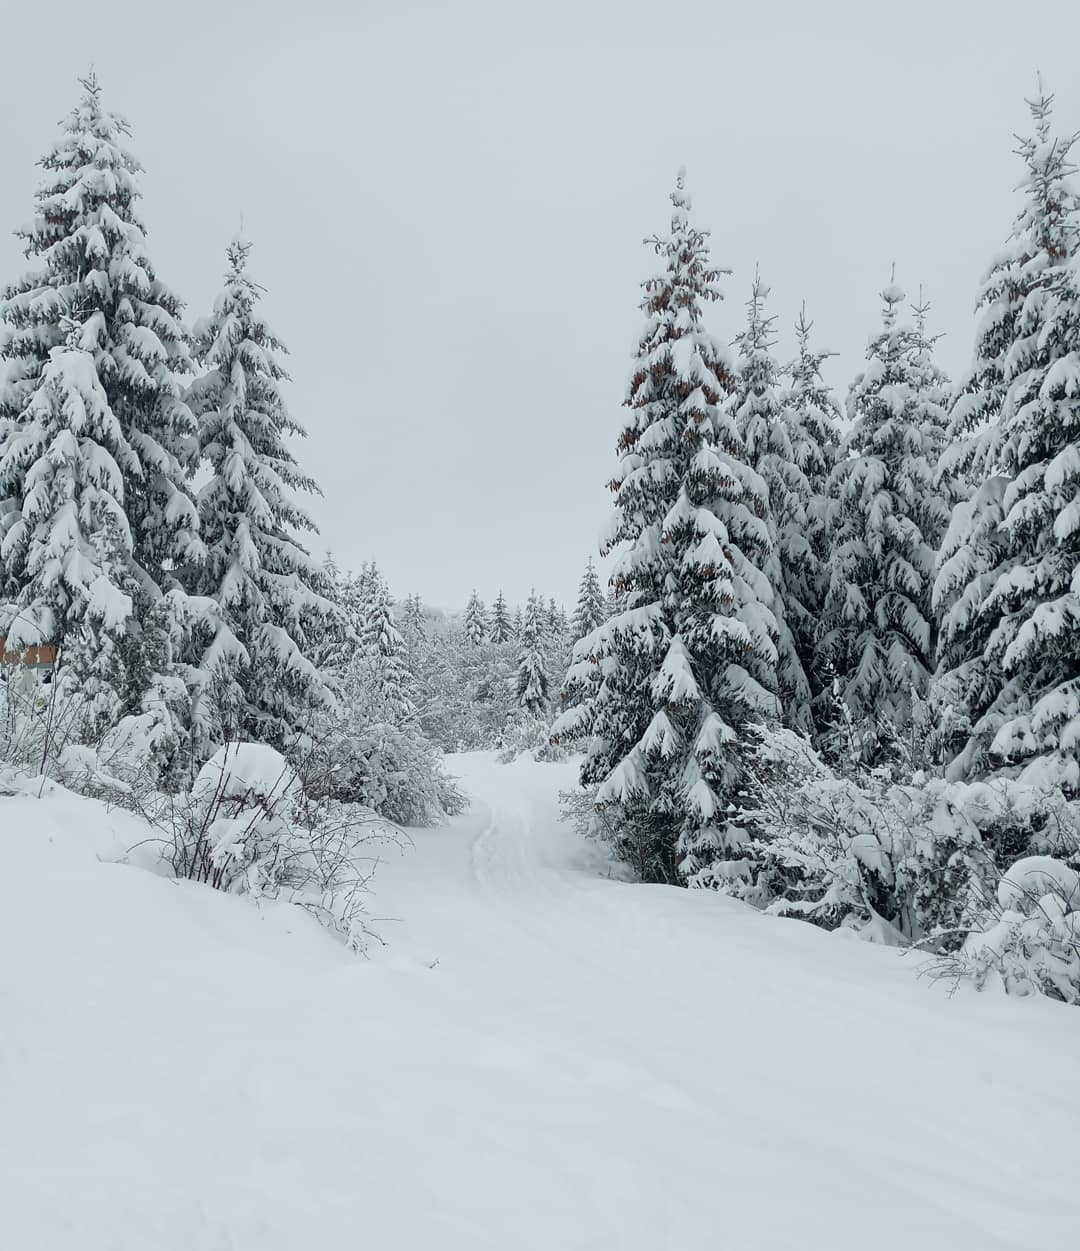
0 668 56 773
743 725 1080 946
559 784 683 885
0 666 109 782
941 857 1080 1004
497 711 568 764
309 718 466 827
1 662 202 800
149 743 401 950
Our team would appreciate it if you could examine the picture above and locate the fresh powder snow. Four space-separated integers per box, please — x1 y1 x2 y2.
2 752 1078 1250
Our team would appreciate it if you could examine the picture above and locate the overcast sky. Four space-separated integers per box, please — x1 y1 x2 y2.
2 1 1079 610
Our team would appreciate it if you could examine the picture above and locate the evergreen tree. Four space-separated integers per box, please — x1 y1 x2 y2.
787 305 843 508
357 566 391 652
186 239 333 746
0 321 135 703
785 305 843 717
557 558 608 747
490 590 513 643
817 280 949 738
571 557 606 642
932 475 1011 773
515 590 549 714
357 576 416 725
401 593 427 643
463 589 488 646
936 90 1080 787
306 554 356 676
943 88 1080 479
0 74 200 614
510 604 523 639
733 273 813 736
398 592 427 679
554 173 778 888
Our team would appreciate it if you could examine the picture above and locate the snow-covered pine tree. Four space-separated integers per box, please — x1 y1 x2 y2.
357 575 416 725
784 305 843 720
554 173 779 888
186 239 334 747
733 273 813 736
510 604 523 639
571 556 606 642
489 590 513 644
910 293 955 487
943 88 1079 477
464 590 488 646
932 475 1011 773
788 305 843 507
401 593 427 644
817 280 949 741
935 88 1080 788
515 590 549 714
397 592 427 679
357 566 390 653
0 318 136 720
0 73 203 717
556 558 608 749
305 554 359 679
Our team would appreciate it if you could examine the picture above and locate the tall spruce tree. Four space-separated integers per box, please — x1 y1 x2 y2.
0 76 210 744
554 173 778 888
936 89 1080 787
515 590 550 714
398 592 427 678
785 305 843 719
817 280 949 738
733 274 813 735
358 576 416 725
787 305 843 506
490 590 513 643
1 75 200 605
186 239 333 746
401 593 427 643
557 558 608 745
0 320 136 706
571 556 606 642
464 590 488 646
515 587 548 715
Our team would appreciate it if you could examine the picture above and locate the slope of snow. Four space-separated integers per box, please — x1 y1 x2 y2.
2 752 1078 1250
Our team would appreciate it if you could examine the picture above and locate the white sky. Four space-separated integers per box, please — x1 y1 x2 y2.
1 1 1079 609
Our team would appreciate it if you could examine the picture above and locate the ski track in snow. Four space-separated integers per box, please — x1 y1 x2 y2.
2 751 1079 1250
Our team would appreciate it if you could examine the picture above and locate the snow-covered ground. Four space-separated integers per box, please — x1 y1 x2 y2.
3 752 1079 1250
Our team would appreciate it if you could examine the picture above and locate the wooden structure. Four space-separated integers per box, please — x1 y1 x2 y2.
0 637 58 669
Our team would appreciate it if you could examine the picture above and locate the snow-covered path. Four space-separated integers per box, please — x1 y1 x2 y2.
3 752 1079 1250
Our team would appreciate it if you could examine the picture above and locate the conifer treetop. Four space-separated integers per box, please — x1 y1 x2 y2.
2 72 201 590
187 237 333 744
945 87 1080 459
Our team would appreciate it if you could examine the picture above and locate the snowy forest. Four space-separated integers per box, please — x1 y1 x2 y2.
2 73 1080 1004
552 86 1080 1003
3 18 1080 1244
